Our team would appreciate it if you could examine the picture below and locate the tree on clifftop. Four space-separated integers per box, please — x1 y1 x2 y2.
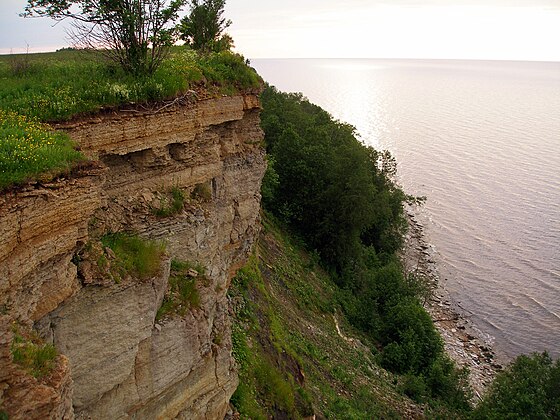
178 0 233 53
23 0 187 75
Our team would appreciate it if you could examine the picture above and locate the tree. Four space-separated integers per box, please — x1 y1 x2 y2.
179 0 232 52
475 352 560 419
23 0 187 75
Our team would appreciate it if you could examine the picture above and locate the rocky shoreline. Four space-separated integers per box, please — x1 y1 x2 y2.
401 206 505 400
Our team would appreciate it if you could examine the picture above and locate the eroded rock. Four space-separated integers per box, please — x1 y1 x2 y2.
1 93 265 419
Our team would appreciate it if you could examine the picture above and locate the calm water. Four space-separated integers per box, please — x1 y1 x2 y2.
252 58 560 359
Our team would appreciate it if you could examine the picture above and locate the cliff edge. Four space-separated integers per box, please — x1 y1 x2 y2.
0 93 266 419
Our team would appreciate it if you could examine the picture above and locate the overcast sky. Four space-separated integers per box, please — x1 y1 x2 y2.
1 0 559 61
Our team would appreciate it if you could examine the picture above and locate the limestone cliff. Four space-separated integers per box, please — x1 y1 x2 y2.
0 93 266 419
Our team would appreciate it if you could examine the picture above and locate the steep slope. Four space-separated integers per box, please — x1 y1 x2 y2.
0 93 265 419
229 215 426 419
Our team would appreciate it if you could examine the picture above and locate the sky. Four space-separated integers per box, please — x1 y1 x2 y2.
1 0 559 61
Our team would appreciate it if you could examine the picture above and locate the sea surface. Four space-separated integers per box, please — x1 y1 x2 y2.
251 58 560 359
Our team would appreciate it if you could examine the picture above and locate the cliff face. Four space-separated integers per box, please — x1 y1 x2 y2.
0 94 265 419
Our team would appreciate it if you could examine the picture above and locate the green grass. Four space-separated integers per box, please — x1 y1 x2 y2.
229 216 416 419
0 48 261 122
156 259 205 320
0 47 260 191
11 326 57 379
0 110 84 190
101 233 166 282
152 186 186 217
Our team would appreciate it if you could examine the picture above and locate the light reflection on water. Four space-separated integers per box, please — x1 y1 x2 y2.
253 58 560 359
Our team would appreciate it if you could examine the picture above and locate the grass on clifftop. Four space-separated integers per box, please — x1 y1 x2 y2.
0 47 259 190
0 110 84 190
0 47 261 122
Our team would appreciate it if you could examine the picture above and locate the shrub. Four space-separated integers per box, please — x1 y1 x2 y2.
7 52 33 77
475 352 560 419
400 374 428 403
426 356 471 410
199 51 261 91
191 182 212 201
380 298 443 374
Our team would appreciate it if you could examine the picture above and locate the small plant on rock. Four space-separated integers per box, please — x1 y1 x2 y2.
10 324 57 379
152 186 185 217
101 233 166 282
191 182 212 201
156 259 206 320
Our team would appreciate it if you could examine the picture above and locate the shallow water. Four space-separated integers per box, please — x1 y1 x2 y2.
252 58 560 359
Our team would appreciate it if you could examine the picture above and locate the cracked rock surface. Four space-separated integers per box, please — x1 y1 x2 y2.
1 94 265 419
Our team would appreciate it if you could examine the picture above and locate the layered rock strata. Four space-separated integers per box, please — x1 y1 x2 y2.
0 93 265 419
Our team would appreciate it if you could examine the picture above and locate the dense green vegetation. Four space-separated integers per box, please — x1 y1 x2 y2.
0 48 260 122
474 352 560 419
261 87 406 269
0 47 259 190
260 85 470 411
0 110 84 190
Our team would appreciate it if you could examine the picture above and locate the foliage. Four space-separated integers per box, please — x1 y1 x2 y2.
230 216 425 418
380 297 444 374
0 48 260 121
474 352 560 419
197 51 261 92
260 86 470 412
260 85 407 269
261 155 279 207
101 232 166 281
179 0 232 53
152 186 185 217
11 325 57 378
0 110 84 190
156 259 204 320
23 0 187 75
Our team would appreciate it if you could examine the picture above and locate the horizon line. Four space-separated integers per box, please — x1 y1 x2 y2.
250 57 560 64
